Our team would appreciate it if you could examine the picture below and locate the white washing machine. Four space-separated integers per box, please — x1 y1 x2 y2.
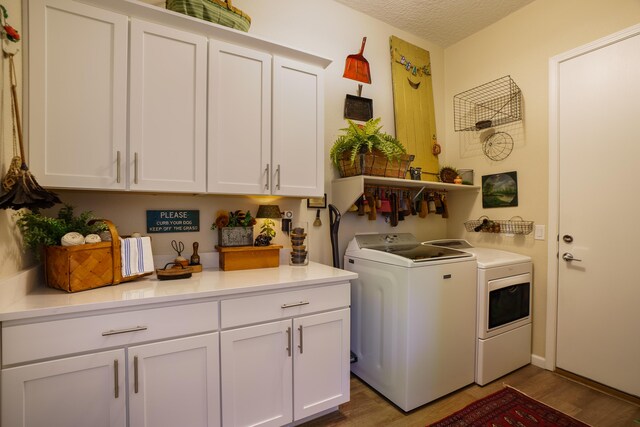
426 239 532 386
345 233 477 411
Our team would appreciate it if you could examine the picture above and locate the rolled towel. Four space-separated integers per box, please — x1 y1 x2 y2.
84 234 102 244
120 236 154 278
61 232 85 246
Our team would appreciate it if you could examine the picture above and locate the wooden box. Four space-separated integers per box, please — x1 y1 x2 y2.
215 245 282 271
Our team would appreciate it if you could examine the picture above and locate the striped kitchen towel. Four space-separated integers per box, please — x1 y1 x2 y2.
120 237 155 278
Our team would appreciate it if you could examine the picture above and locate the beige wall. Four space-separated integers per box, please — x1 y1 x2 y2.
2 0 638 362
443 0 640 359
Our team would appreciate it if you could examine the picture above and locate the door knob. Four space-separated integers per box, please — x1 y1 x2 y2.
562 252 582 262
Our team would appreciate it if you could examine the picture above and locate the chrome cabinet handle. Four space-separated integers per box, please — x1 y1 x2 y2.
286 327 292 357
264 164 270 190
114 359 119 398
116 151 121 184
298 325 304 354
281 301 310 309
102 326 148 336
134 152 139 184
562 252 582 262
276 164 281 190
134 356 139 394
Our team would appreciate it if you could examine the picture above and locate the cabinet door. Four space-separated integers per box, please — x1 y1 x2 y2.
293 309 350 420
208 41 272 194
28 0 128 190
1 349 126 427
220 320 292 427
129 333 220 427
272 56 325 197
129 19 207 192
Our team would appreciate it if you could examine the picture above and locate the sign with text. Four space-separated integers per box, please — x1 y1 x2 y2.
146 210 200 233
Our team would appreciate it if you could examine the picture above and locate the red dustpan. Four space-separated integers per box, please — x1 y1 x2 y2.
343 37 371 87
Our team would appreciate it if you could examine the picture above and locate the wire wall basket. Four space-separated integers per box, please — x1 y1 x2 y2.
454 75 522 132
464 215 533 235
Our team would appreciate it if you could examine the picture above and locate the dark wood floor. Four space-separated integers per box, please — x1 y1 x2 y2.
301 365 640 426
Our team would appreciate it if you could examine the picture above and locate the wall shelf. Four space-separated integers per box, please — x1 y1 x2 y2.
331 176 479 214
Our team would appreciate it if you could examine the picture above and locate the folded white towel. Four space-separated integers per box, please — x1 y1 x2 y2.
120 237 154 278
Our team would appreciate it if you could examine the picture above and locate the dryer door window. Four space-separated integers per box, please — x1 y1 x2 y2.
488 282 530 329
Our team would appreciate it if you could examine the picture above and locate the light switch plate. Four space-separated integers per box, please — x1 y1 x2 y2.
534 224 545 240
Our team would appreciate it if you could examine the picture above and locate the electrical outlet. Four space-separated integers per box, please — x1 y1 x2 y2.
534 225 545 240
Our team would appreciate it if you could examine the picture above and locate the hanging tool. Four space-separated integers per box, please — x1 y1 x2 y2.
0 52 61 210
328 204 341 268
313 209 322 226
366 194 376 220
343 36 371 97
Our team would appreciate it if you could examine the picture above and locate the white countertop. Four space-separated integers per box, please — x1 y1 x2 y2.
0 262 357 323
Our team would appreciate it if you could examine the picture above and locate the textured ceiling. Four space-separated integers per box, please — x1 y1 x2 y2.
333 0 535 47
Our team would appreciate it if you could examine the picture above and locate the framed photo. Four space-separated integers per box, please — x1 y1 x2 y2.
307 193 327 209
482 172 518 208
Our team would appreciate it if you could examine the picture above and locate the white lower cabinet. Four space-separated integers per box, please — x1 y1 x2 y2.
1 349 127 427
1 301 220 427
0 282 351 427
220 285 350 427
129 333 220 427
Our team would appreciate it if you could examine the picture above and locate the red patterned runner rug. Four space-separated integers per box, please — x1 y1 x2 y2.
428 386 591 427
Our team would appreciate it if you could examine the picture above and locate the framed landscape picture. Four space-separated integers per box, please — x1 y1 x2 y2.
482 172 518 208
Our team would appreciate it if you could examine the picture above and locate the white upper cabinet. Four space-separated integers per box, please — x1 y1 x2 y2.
28 0 128 190
129 19 207 192
208 41 272 195
208 46 326 197
272 57 325 198
27 0 330 196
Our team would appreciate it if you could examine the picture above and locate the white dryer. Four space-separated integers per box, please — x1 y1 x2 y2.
345 233 477 411
426 239 532 385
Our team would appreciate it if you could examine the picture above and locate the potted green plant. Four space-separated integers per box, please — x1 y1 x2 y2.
212 210 256 247
254 219 276 246
15 205 107 259
330 117 413 178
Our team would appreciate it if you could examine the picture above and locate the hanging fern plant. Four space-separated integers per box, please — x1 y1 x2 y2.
330 118 407 168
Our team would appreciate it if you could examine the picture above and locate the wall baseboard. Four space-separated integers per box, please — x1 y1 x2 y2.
531 354 546 369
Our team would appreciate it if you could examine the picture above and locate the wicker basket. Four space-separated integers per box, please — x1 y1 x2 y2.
166 0 251 32
44 219 151 293
337 150 415 179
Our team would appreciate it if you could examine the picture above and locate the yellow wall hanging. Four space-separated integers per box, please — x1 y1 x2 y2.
389 36 440 181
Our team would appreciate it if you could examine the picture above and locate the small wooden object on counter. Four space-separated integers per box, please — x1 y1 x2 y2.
156 262 192 280
216 245 282 271
44 219 151 293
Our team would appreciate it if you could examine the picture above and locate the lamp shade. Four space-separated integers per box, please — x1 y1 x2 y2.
256 205 281 219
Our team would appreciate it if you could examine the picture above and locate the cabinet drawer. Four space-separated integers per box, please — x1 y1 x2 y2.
2 301 219 366
221 283 350 329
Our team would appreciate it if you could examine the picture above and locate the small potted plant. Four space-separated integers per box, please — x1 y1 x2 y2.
212 210 256 247
254 218 276 246
330 117 413 178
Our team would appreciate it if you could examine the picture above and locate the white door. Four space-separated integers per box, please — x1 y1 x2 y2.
1 349 126 427
129 19 207 192
555 27 640 396
220 320 293 427
128 333 220 427
272 56 324 197
208 41 272 195
28 0 128 190
293 309 350 420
